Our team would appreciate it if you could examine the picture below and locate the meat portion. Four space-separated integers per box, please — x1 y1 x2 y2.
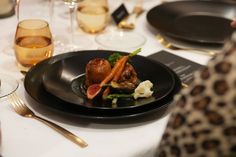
85 58 111 86
112 63 138 91
119 63 137 85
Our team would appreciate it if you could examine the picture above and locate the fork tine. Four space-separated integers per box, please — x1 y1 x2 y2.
12 93 34 116
11 93 21 106
8 93 26 115
8 94 18 113
8 93 21 114
14 93 29 113
14 93 25 107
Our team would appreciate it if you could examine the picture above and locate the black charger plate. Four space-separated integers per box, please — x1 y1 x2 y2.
42 51 175 113
24 50 181 119
147 0 236 44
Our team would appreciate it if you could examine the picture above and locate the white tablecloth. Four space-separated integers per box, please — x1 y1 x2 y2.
0 0 211 157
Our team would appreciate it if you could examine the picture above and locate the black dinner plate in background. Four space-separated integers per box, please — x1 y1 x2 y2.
42 51 175 112
146 0 236 44
24 50 181 119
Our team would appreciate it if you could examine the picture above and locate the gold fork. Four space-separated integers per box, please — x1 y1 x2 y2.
8 93 88 148
156 34 217 57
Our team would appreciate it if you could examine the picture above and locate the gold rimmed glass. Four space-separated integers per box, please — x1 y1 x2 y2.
14 19 54 72
76 0 110 34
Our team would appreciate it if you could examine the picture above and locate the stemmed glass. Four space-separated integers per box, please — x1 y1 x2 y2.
48 0 66 53
1 0 21 56
0 1 20 98
16 0 21 22
49 0 54 24
62 0 91 52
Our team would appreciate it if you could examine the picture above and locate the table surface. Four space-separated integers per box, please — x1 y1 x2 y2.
0 0 211 157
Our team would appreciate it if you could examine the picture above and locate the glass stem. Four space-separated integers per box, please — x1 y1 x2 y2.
69 6 75 45
49 0 54 25
15 0 21 22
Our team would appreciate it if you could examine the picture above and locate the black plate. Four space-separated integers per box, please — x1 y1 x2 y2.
147 0 236 44
24 51 181 119
42 51 175 113
158 32 223 52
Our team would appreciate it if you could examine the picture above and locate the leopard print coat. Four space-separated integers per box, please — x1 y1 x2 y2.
156 32 236 157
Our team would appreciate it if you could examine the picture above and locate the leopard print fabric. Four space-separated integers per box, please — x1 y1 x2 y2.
156 32 236 157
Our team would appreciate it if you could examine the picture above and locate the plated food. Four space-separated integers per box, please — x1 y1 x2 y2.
85 48 154 103
40 50 175 115
25 50 181 119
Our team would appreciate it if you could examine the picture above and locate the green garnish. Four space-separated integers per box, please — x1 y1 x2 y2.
108 53 122 66
128 48 141 58
105 93 134 100
108 48 142 66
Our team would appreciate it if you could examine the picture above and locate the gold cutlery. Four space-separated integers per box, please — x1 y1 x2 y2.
156 34 217 57
181 83 189 88
118 0 144 29
8 93 88 148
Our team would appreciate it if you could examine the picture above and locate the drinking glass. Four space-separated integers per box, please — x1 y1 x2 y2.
14 19 54 72
48 0 66 53
62 0 92 52
49 0 54 24
1 0 20 56
76 0 109 34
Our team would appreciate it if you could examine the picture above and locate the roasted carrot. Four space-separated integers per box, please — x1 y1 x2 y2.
113 56 129 81
102 56 129 98
99 56 128 87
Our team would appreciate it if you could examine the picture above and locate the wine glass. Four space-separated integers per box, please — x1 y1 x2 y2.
14 19 54 72
48 0 66 53
49 0 54 24
62 0 92 52
76 0 110 34
1 0 21 56
95 0 146 51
